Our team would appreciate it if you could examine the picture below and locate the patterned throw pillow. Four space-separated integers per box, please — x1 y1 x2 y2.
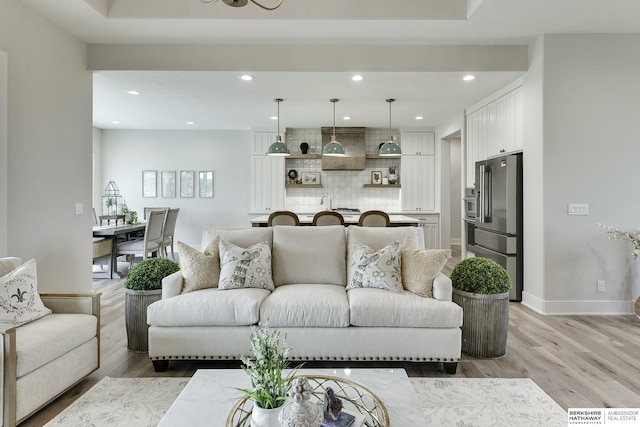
218 240 274 291
178 237 220 294
346 240 403 292
401 237 451 298
0 259 52 326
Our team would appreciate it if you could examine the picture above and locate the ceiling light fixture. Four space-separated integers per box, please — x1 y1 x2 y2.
186 121 195 125
266 98 290 156
201 0 283 11
240 74 254 81
352 75 364 82
415 116 424 120
379 98 401 156
126 90 141 95
323 99 346 157
463 75 476 81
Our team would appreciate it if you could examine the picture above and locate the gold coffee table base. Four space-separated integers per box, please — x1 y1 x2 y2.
226 375 390 427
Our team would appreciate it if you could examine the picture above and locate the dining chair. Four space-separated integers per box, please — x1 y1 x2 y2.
144 206 169 220
358 210 390 227
117 209 166 269
267 210 300 226
161 208 180 260
92 236 112 277
312 211 344 226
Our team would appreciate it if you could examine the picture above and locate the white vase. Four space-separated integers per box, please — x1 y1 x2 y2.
251 404 282 427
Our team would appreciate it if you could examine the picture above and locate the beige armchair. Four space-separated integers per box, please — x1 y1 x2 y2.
1 258 100 426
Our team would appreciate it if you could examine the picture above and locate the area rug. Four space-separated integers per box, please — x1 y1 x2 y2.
45 376 566 427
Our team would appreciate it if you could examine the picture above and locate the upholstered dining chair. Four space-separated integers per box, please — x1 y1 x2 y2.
161 208 180 260
267 210 300 226
117 209 166 269
144 206 169 220
358 210 391 227
312 211 344 226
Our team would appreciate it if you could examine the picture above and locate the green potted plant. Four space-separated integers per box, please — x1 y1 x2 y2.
124 257 180 352
450 257 511 358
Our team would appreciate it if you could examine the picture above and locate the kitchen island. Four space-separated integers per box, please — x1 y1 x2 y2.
250 212 421 227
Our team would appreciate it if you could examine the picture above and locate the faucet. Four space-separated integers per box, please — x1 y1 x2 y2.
320 194 332 211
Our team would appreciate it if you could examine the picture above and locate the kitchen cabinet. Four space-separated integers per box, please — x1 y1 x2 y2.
251 132 285 212
400 131 436 212
409 214 440 249
465 85 523 187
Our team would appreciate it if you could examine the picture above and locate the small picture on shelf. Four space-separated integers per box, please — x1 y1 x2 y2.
316 402 357 427
301 172 320 185
371 171 382 185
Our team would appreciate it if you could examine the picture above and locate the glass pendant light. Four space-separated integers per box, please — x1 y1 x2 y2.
323 98 346 156
266 98 290 156
379 98 402 156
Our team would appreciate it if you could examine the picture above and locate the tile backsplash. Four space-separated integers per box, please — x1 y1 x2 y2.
284 128 402 212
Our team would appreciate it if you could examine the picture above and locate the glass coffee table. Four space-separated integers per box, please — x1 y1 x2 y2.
157 369 426 427
226 374 389 427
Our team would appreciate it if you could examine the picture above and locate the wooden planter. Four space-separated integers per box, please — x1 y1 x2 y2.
452 288 510 359
125 288 162 352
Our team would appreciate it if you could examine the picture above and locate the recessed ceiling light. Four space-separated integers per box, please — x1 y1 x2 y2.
270 116 278 120
463 75 476 81
415 116 424 120
343 116 351 120
186 121 195 125
111 120 121 124
126 90 141 95
351 75 364 81
240 75 254 81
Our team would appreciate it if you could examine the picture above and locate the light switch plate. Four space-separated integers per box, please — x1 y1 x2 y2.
75 203 84 215
567 203 589 215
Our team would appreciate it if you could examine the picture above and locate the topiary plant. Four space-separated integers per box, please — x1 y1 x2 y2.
450 257 511 294
124 257 180 291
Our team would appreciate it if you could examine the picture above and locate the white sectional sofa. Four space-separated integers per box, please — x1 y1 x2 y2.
148 225 462 374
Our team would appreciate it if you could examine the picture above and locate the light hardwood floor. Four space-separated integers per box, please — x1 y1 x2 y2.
21 248 640 426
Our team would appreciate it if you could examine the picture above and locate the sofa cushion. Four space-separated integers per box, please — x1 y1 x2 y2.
346 226 424 285
346 241 403 292
260 284 350 328
201 227 273 252
272 225 346 286
0 259 52 326
348 288 463 328
401 237 451 298
0 257 22 278
178 237 220 293
147 287 271 326
218 240 274 291
15 313 97 378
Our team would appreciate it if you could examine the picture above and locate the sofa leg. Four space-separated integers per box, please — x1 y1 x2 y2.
443 362 458 374
152 360 169 372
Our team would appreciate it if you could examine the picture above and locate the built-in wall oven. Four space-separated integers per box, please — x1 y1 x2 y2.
463 189 476 251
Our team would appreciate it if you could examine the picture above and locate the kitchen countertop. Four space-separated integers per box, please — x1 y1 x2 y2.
250 212 422 227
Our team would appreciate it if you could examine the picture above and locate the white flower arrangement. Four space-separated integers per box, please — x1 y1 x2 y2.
600 224 640 260
238 324 297 409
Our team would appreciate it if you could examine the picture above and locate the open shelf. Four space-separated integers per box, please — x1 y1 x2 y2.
286 184 323 188
286 154 322 159
366 154 401 159
363 184 401 188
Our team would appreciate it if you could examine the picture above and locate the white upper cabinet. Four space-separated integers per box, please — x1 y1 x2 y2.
400 131 436 212
401 131 435 155
251 132 285 212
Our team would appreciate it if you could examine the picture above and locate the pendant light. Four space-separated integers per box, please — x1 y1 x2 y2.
379 98 402 156
266 98 290 156
323 98 346 157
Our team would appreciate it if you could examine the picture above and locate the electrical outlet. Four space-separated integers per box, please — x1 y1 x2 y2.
568 204 589 215
75 203 84 215
597 280 605 293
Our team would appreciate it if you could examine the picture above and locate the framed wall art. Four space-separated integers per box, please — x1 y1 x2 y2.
371 170 382 185
142 170 157 197
301 172 320 185
199 171 213 198
161 170 176 198
180 170 195 198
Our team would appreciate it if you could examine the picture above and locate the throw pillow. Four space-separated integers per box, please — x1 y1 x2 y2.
218 240 274 291
401 237 451 298
178 237 220 294
0 258 52 326
346 240 403 292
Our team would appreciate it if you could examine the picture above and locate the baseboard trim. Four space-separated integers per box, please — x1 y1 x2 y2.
521 292 634 315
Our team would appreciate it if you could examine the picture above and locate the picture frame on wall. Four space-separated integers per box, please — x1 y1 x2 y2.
301 172 320 185
180 170 195 198
199 171 213 198
371 170 382 185
142 170 157 197
161 170 176 198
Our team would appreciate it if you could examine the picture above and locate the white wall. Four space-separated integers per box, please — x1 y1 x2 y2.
0 1 92 292
449 138 461 243
0 50 7 256
99 129 252 247
539 34 640 314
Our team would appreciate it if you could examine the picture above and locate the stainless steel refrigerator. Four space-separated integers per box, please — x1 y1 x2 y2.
474 153 523 301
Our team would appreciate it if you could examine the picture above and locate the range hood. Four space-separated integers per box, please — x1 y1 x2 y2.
321 127 366 170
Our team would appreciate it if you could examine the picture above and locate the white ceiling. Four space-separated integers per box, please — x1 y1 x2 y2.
21 0 640 131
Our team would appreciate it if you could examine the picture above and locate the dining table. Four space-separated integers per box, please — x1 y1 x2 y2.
92 222 146 278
